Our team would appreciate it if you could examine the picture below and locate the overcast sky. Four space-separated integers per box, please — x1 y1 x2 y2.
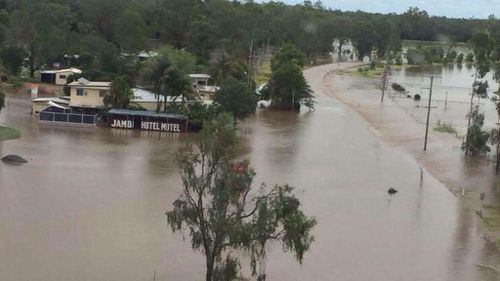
257 0 500 19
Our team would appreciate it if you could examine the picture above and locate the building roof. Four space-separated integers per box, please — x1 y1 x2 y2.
107 108 187 120
32 97 70 105
131 88 199 103
189 74 211 79
68 78 111 88
40 67 82 74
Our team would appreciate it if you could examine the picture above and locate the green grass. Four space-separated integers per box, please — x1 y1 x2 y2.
480 206 500 230
0 126 21 142
433 123 457 135
340 65 383 78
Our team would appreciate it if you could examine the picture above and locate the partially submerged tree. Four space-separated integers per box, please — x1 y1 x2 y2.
167 114 316 281
464 29 495 156
268 61 314 110
268 44 314 110
214 78 256 120
462 105 490 157
391 83 406 93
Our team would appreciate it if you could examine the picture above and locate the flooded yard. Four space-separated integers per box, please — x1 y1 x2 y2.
0 63 499 281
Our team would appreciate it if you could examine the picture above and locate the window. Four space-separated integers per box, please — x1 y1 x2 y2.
99 90 109 97
59 75 66 79
76 89 84 96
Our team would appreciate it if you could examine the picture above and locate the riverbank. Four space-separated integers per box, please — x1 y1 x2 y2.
318 63 500 249
0 125 20 142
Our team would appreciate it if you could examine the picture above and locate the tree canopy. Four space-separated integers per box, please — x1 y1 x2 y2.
268 44 314 110
214 78 256 120
167 114 316 281
105 76 132 108
0 1 498 82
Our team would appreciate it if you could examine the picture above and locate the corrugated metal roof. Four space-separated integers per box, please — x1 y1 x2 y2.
68 78 111 87
40 68 82 74
189 74 211 79
107 109 188 120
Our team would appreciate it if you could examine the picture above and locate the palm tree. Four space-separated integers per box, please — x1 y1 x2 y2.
141 46 197 113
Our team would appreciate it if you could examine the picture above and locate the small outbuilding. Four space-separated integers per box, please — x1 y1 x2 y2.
39 68 82 85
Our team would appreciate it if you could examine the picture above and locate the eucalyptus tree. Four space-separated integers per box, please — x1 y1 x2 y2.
464 29 495 156
167 114 316 281
9 1 75 77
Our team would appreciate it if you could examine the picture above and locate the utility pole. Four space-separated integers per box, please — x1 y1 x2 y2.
291 85 295 111
424 75 438 151
381 62 389 103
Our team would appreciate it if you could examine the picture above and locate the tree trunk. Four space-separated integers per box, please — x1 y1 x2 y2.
29 44 35 78
163 94 167 112
205 256 214 281
496 141 499 175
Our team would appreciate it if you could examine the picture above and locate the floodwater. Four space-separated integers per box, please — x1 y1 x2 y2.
0 63 499 281
389 64 500 134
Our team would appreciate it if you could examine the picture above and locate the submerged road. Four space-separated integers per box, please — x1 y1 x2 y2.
0 63 499 281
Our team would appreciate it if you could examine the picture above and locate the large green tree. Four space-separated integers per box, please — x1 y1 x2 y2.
0 46 26 76
113 9 147 53
9 1 75 76
268 44 314 110
214 78 256 120
167 114 316 281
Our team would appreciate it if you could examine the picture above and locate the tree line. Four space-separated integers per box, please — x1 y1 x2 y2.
0 1 499 80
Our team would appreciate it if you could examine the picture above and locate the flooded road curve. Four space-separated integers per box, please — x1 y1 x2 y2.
0 63 499 281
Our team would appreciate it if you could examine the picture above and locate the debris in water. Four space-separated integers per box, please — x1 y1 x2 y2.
387 187 398 195
1 155 28 165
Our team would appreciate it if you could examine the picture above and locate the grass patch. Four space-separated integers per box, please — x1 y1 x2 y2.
480 206 500 230
340 65 383 78
0 126 21 142
433 123 457 135
341 63 404 78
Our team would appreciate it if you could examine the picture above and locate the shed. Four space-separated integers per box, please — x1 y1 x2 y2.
40 68 82 85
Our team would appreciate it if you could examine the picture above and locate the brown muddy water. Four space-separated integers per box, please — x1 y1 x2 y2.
0 63 499 281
